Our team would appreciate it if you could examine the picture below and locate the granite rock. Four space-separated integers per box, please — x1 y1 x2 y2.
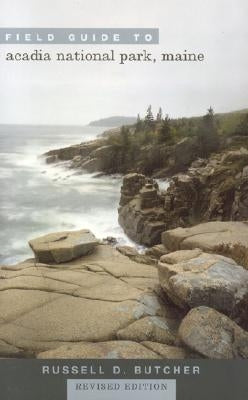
179 307 248 359
29 229 98 264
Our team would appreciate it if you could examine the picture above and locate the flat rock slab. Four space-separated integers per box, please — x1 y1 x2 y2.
37 341 161 359
162 221 248 253
0 244 182 358
29 229 98 263
38 340 192 359
179 307 248 359
158 250 248 322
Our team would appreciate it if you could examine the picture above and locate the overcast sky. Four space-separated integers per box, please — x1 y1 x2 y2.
0 0 247 125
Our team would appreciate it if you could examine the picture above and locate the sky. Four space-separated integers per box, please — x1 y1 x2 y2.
0 0 247 125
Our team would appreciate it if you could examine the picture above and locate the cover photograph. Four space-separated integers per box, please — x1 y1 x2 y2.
0 1 247 399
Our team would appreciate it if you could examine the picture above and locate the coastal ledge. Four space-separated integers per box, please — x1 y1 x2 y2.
41 133 201 177
0 228 248 359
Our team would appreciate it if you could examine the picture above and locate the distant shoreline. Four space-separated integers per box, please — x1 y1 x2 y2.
89 116 136 127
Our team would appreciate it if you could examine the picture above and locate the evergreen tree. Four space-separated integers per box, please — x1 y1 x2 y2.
120 126 130 148
145 105 154 125
157 115 172 143
156 107 163 122
113 126 131 173
135 113 143 131
198 107 219 157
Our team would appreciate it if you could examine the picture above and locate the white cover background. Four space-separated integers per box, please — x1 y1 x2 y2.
0 0 247 125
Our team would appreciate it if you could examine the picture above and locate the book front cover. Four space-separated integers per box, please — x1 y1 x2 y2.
0 1 247 399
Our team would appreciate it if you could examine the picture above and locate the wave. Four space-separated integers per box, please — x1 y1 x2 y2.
0 125 135 265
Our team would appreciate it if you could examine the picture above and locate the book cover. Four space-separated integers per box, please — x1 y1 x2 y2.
0 0 247 399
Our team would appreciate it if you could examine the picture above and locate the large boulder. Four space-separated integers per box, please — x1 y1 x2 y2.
29 229 98 264
158 249 248 326
162 221 248 254
179 307 248 359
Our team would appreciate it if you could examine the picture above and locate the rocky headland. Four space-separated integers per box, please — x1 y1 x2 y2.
3 109 248 359
42 109 248 177
42 129 201 176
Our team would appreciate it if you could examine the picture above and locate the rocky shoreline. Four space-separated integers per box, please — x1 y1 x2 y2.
42 129 202 176
118 146 248 247
2 118 248 359
0 225 247 359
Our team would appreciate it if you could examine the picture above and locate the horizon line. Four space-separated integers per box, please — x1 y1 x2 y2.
0 107 247 127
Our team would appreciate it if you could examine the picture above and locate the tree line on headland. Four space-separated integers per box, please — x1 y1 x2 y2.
104 105 248 174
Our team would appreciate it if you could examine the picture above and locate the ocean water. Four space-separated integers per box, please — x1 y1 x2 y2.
0 125 133 265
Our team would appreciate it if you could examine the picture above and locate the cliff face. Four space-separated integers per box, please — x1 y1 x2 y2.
118 147 248 246
118 174 166 246
163 147 248 226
